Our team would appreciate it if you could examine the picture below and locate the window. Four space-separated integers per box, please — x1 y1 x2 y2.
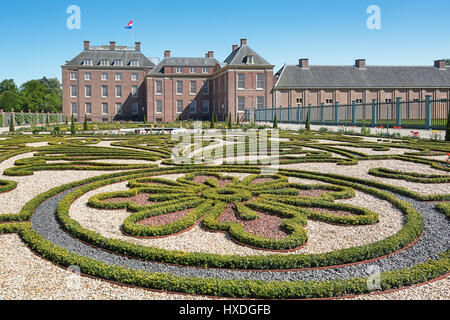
115 103 122 115
130 60 139 66
238 97 245 112
256 74 264 89
115 73 122 81
202 81 209 95
155 81 162 95
114 60 123 66
155 100 163 114
176 67 183 73
101 73 108 81
202 101 209 114
70 72 77 80
70 85 78 98
83 59 93 66
190 81 197 95
190 67 196 74
102 103 108 114
296 98 303 106
132 103 139 115
176 81 183 94
85 85 92 98
385 99 392 103
132 85 139 98
100 59 109 66
257 97 264 109
246 56 254 64
132 73 138 81
85 103 92 114
355 99 363 104
176 100 183 114
202 67 209 74
325 99 333 104
115 85 122 98
190 101 197 114
71 103 78 114
237 74 245 89
102 85 108 98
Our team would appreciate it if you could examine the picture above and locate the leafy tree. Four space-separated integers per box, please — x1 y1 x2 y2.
273 114 278 129
71 114 76 135
0 79 18 94
0 91 23 111
83 116 89 131
446 109 450 142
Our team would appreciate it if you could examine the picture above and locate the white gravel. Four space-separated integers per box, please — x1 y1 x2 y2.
69 174 404 256
280 160 450 196
24 142 49 148
0 234 208 300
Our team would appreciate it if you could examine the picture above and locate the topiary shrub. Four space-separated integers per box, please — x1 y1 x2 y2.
273 114 278 129
9 114 15 132
446 109 450 142
71 114 76 135
306 112 311 132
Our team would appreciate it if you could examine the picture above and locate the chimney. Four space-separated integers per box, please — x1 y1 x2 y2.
299 59 309 69
207 51 214 58
434 59 446 70
355 59 366 69
164 50 171 58
110 41 116 51
240 38 247 46
83 41 90 51
232 44 239 51
135 42 141 52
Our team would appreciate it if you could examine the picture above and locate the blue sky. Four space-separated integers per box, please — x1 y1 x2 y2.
0 0 449 86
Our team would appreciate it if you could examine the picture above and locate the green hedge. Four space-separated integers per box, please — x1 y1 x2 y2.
435 202 450 219
0 179 17 193
369 167 450 183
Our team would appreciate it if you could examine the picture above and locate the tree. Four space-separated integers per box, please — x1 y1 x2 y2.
227 113 232 129
306 112 311 132
0 91 23 111
210 113 215 129
46 114 50 126
0 79 18 94
236 114 240 125
71 114 76 135
9 114 15 132
65 115 68 125
83 116 89 131
273 114 278 129
446 109 450 142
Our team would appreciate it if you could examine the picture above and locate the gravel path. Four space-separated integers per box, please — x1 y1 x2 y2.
31 185 450 282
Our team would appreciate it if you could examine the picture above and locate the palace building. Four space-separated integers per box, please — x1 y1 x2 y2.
62 40 449 123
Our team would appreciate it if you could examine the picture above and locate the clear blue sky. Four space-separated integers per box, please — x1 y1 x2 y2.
0 0 449 86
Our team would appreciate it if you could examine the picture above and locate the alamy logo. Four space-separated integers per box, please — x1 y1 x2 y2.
367 5 381 30
66 5 81 30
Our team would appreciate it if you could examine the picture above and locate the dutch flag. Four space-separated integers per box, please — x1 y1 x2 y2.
125 20 133 30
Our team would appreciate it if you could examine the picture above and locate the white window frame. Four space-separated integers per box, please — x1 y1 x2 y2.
190 101 197 114
70 85 78 98
190 81 197 95
101 73 108 81
189 67 196 74
132 85 139 98
115 103 122 115
100 59 109 66
84 59 93 66
70 72 77 81
155 100 163 114
71 102 78 114
237 74 245 90
132 103 139 115
176 67 183 73
101 85 108 98
176 81 183 95
115 85 122 98
85 73 92 81
176 100 183 114
132 73 138 81
85 103 92 115
202 81 209 95
130 60 139 66
102 103 108 115
202 100 210 114
155 81 162 95
202 67 209 74
257 96 264 109
237 97 245 113
256 74 265 90
85 85 92 98
114 59 123 66
115 73 122 81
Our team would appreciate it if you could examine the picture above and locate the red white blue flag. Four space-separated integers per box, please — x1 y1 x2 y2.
125 20 133 30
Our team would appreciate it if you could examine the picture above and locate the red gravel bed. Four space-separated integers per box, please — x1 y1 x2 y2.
298 189 328 197
193 175 231 188
218 205 288 239
138 209 193 226
306 207 355 217
250 178 275 185
104 193 156 206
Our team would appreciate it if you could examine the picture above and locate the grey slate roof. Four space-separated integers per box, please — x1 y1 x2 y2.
149 57 220 74
223 45 272 66
275 65 450 88
64 50 155 68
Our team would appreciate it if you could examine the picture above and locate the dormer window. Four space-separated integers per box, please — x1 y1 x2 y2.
176 67 183 73
130 60 139 66
100 59 109 66
83 59 93 66
245 56 254 64
114 59 123 66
